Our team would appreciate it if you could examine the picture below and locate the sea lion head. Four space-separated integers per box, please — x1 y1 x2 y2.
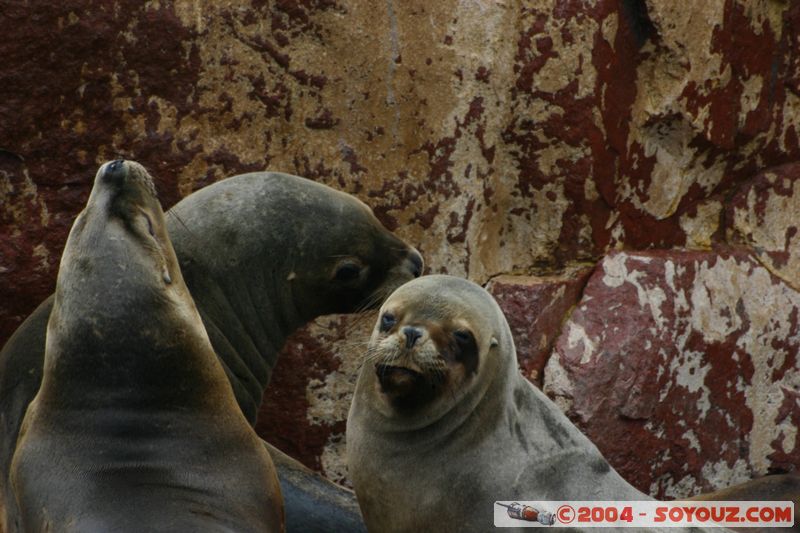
363 275 513 423
167 173 423 325
161 172 424 421
52 159 196 354
285 188 424 321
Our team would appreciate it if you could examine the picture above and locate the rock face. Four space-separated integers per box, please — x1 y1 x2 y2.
4 0 799 339
486 269 593 386
2 0 799 498
256 313 374 487
727 162 800 290
545 249 800 498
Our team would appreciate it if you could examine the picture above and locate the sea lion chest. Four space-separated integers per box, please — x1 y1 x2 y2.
12 403 280 532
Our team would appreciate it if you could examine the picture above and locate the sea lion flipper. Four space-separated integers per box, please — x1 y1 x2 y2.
266 442 366 533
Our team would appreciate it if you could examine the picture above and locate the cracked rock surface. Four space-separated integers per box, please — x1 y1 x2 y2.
2 0 799 497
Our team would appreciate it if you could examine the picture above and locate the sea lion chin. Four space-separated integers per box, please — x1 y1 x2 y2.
375 364 424 394
373 360 445 414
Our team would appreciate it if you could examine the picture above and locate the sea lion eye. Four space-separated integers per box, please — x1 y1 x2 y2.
145 215 156 238
333 262 362 282
380 313 396 332
452 329 479 375
453 330 473 344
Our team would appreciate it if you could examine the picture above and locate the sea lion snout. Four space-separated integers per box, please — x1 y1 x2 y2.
96 159 158 199
108 158 125 172
403 326 422 348
99 158 127 184
406 248 424 278
368 319 448 411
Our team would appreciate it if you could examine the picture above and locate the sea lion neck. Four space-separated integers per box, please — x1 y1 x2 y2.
164 174 327 423
13 161 284 533
176 254 301 423
165 171 421 423
39 162 229 413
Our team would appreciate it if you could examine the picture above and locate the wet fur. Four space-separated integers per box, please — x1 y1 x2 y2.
10 161 284 532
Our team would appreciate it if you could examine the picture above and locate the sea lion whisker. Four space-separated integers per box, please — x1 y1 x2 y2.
341 303 382 337
341 338 372 347
351 304 378 323
344 343 374 355
342 317 372 339
365 282 394 307
358 345 383 366
344 343 375 360
355 291 383 313
356 352 383 372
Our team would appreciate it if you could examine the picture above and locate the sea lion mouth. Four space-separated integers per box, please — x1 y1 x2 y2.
375 364 424 395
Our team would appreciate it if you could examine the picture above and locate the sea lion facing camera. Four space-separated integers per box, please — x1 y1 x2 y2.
1 167 419 532
347 276 735 533
10 160 283 532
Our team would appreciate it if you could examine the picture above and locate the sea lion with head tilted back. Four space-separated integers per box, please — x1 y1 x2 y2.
1 166 421 532
10 160 284 532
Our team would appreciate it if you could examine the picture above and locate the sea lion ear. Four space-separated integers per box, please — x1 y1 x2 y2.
490 337 499 348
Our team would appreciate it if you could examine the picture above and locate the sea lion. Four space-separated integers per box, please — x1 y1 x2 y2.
166 170 423 423
0 169 418 532
10 160 283 532
347 276 739 533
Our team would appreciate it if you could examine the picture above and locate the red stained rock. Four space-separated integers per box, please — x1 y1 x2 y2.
3 1 800 348
1 0 800 495
0 2 203 344
487 267 593 386
255 313 374 485
255 322 339 474
727 162 800 289
545 249 800 499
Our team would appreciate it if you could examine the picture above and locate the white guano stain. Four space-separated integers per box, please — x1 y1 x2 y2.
663 350 711 419
733 172 800 289
566 322 596 365
689 255 800 476
700 457 753 490
683 429 701 453
660 474 701 500
542 351 576 413
679 200 722 250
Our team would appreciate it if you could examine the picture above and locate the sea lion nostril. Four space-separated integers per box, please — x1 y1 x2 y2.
408 250 423 277
101 159 126 183
403 326 422 348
